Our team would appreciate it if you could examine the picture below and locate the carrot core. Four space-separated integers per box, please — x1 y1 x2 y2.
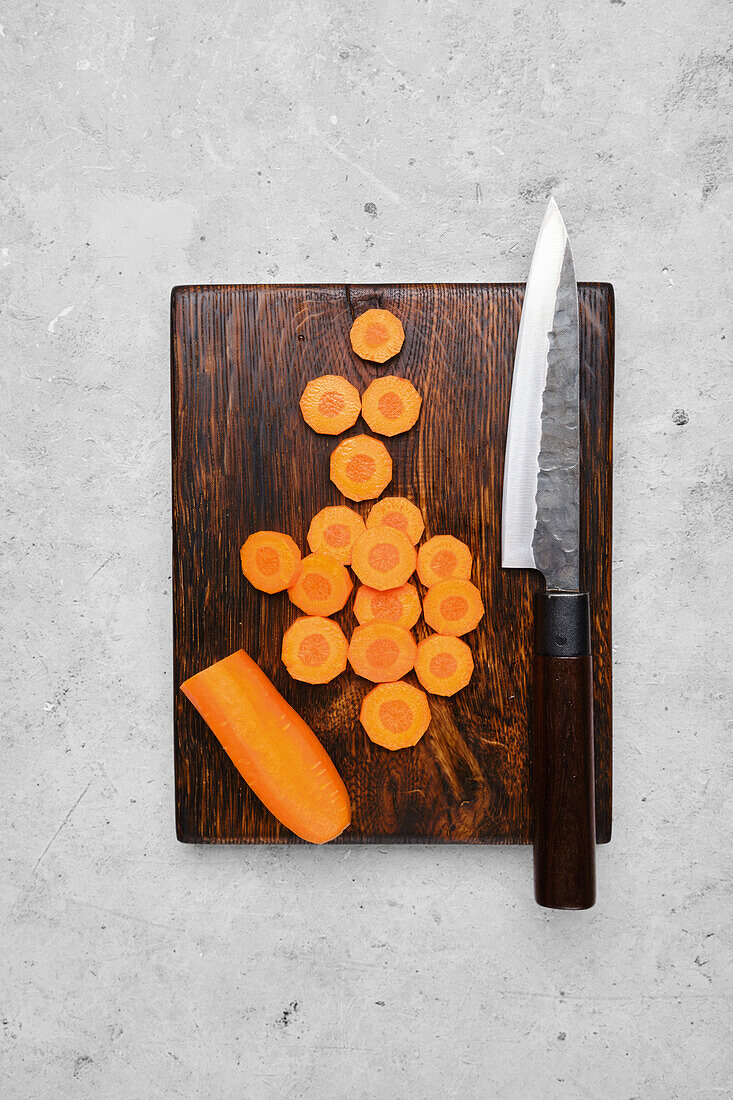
298 633 330 666
346 454 376 482
429 652 458 678
367 542 399 572
371 591 402 618
324 523 350 547
366 639 399 669
365 321 389 345
378 700 413 734
431 549 457 577
303 573 331 600
441 595 468 621
318 391 345 416
255 547 280 575
378 392 405 419
384 511 407 532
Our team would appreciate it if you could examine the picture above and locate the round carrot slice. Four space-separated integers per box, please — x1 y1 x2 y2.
288 552 353 616
417 535 473 587
307 506 366 565
414 634 474 696
351 528 417 591
330 434 392 502
353 582 422 630
347 622 417 683
299 375 361 435
423 579 485 637
350 308 405 364
282 616 348 684
361 376 422 436
360 681 431 749
366 497 425 546
240 531 302 594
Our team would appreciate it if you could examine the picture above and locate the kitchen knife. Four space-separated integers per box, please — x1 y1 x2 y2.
502 198 596 910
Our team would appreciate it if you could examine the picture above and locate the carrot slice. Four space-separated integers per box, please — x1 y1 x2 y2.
330 434 392 502
348 622 417 682
350 308 405 364
351 528 417 591
414 634 474 696
282 616 348 684
299 375 361 435
360 681 431 750
423 579 485 637
416 535 473 587
361 376 422 436
181 648 351 844
240 531 302 594
353 582 421 630
307 506 366 565
288 552 353 616
366 496 425 546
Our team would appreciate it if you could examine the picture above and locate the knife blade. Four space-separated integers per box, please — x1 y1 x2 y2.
502 198 597 910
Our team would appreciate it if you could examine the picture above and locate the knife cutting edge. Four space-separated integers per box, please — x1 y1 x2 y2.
502 198 597 910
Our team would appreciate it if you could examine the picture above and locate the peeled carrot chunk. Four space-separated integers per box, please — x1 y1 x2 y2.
423 579 485 637
180 648 351 843
351 528 417 591
360 681 431 750
240 531 302 594
330 434 392 502
288 552 353 616
414 634 474 696
299 375 361 435
366 496 425 546
361 376 422 436
350 308 405 364
282 616 348 684
417 535 473 587
353 582 422 630
348 622 417 683
307 505 366 565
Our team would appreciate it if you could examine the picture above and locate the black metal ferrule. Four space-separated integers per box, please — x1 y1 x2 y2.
534 592 591 657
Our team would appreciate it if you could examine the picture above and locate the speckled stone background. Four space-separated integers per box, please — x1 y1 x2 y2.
2 1 731 1097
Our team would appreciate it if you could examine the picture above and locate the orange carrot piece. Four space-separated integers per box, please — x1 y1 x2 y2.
240 531 302 594
414 634 474 696
353 582 422 630
282 616 348 684
180 648 351 843
330 434 392 502
348 622 416 682
361 376 422 436
288 552 353 616
423 579 485 637
416 535 473 587
351 528 416 591
366 496 425 546
350 308 405 364
360 681 431 750
307 505 366 565
299 375 361 435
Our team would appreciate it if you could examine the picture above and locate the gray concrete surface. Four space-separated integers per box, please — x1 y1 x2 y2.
2 1 731 1096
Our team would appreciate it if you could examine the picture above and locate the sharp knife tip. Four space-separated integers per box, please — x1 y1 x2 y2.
540 195 568 238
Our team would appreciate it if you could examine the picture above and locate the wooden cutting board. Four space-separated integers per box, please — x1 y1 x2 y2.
171 283 613 844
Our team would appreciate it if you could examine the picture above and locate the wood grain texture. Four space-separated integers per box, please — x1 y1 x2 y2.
171 283 614 844
533 653 596 910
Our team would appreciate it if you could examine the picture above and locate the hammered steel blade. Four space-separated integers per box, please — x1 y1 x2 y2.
501 198 580 591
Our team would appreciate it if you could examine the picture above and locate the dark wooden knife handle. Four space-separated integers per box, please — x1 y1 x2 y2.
533 592 596 910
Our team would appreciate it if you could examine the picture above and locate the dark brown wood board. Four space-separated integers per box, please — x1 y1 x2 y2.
171 283 613 845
